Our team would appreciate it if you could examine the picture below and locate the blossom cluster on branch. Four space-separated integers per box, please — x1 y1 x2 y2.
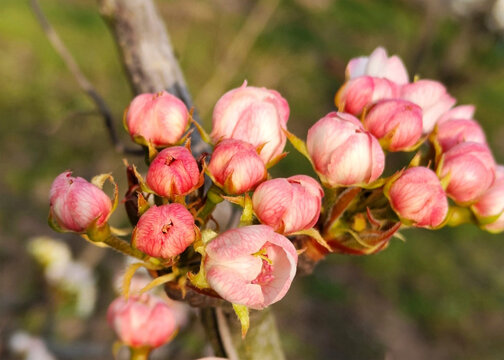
47 47 503 359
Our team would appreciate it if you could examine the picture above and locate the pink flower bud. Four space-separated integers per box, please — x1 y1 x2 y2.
363 99 423 151
107 294 177 349
346 47 409 85
49 171 112 232
125 91 189 146
336 76 399 116
437 104 475 124
306 112 385 187
146 146 201 198
133 204 196 258
472 166 504 232
204 225 297 309
252 175 323 234
208 139 266 194
388 167 448 227
400 80 456 134
440 142 496 204
211 81 290 163
436 119 486 152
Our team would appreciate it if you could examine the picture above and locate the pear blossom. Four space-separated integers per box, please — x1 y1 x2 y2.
204 225 297 310
211 81 289 163
49 171 112 232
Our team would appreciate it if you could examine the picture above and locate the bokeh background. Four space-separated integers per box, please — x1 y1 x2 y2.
2 0 504 359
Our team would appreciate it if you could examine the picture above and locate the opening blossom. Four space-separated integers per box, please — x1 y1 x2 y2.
336 76 399 116
107 294 177 349
146 146 201 198
472 165 504 232
132 204 196 258
307 112 385 187
207 139 267 195
400 79 456 134
346 46 409 85
436 119 486 152
363 99 423 151
204 225 297 310
252 175 323 234
125 91 189 146
49 171 112 232
440 142 496 204
211 81 290 164
388 167 448 228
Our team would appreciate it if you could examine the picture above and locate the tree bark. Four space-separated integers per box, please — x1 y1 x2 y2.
97 1 286 358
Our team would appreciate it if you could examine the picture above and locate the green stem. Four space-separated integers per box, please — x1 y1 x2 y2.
103 234 148 260
198 186 224 223
130 347 151 360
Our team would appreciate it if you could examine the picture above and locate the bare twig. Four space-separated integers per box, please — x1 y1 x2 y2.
30 0 142 155
195 0 282 119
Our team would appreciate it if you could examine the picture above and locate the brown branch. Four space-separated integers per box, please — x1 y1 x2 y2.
30 0 142 155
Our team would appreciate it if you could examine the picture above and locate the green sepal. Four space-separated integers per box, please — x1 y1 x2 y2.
133 135 158 163
239 194 254 226
290 228 332 252
232 303 250 338
472 207 504 226
137 193 150 216
428 124 444 165
48 209 67 233
190 114 213 145
91 173 119 215
446 206 473 227
283 129 313 167
266 152 288 169
86 220 112 243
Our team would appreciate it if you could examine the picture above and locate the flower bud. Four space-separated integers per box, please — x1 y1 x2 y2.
346 46 409 85
208 139 267 194
146 146 201 198
132 204 196 258
49 171 112 232
436 119 486 152
211 81 290 163
400 79 456 134
440 142 496 204
472 165 504 232
107 294 177 349
437 104 475 124
363 99 423 151
252 175 323 234
335 76 399 116
388 167 448 228
306 112 385 187
125 91 189 146
204 225 297 309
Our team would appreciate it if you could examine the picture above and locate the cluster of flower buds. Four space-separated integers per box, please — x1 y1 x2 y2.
48 46 503 356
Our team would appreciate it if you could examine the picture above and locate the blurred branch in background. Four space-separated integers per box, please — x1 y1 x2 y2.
30 0 142 156
195 0 281 119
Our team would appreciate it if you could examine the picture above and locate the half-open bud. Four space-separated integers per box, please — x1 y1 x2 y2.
440 142 496 204
307 112 385 187
132 204 196 258
211 81 289 163
49 171 112 232
400 79 456 134
204 225 297 310
335 76 399 116
472 165 504 232
363 99 423 151
107 294 177 349
125 91 189 147
252 175 323 234
146 146 201 198
436 119 486 152
208 139 266 194
388 167 448 228
346 46 409 85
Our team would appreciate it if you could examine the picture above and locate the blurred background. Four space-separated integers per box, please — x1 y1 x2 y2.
2 0 504 359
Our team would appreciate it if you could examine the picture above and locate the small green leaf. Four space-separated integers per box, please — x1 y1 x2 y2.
232 303 250 338
290 228 332 252
283 129 313 166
